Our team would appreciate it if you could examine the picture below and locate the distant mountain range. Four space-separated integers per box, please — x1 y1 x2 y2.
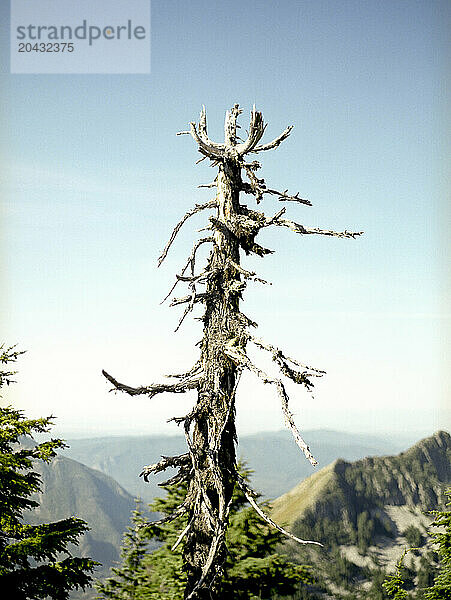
21 443 150 582
20 429 447 599
60 429 415 502
271 430 451 598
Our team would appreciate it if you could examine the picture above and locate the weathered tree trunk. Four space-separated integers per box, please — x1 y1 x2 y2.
184 159 243 598
102 103 362 600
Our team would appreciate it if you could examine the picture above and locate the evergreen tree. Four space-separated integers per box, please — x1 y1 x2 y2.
424 488 451 600
383 488 451 600
382 551 409 600
0 344 96 600
98 465 313 600
96 501 149 599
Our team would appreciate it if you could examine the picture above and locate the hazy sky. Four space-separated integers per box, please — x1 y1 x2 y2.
1 1 449 439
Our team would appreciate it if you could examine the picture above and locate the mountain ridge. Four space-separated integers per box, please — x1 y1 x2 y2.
60 428 418 501
271 430 451 598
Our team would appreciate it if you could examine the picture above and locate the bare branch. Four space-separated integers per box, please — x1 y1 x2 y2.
158 202 217 267
235 105 266 155
172 511 196 552
102 369 199 399
209 216 274 257
165 361 203 380
251 337 325 391
189 122 224 159
198 181 217 189
140 453 190 482
185 526 226 600
161 237 213 304
176 271 210 283
174 289 196 332
241 164 312 207
169 292 207 307
235 472 322 547
273 217 364 239
251 125 293 153
223 341 317 466
143 492 195 528
241 163 265 203
224 103 243 147
198 106 224 150
159 466 192 487
265 187 312 206
228 259 271 285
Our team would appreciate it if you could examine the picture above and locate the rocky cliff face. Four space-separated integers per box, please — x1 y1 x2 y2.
272 431 451 598
273 431 450 543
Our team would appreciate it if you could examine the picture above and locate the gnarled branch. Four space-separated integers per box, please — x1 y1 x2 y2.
189 122 225 160
251 125 293 153
251 337 325 391
235 105 266 155
158 202 217 267
169 293 208 307
223 340 317 466
241 163 311 207
161 237 213 304
140 453 190 482
198 106 224 151
272 217 364 239
102 369 200 399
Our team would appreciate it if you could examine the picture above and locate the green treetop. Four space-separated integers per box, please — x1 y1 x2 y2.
424 488 451 600
0 344 96 600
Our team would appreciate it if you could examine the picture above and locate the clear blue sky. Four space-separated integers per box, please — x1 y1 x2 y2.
1 1 449 439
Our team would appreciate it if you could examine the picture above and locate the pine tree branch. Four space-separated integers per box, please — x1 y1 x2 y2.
158 203 217 267
102 370 200 398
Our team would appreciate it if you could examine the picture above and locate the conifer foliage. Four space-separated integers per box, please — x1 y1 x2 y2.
423 488 451 600
96 501 149 599
0 344 95 600
383 488 451 600
97 465 313 599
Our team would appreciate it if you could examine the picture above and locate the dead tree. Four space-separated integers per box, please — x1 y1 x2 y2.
103 104 362 599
